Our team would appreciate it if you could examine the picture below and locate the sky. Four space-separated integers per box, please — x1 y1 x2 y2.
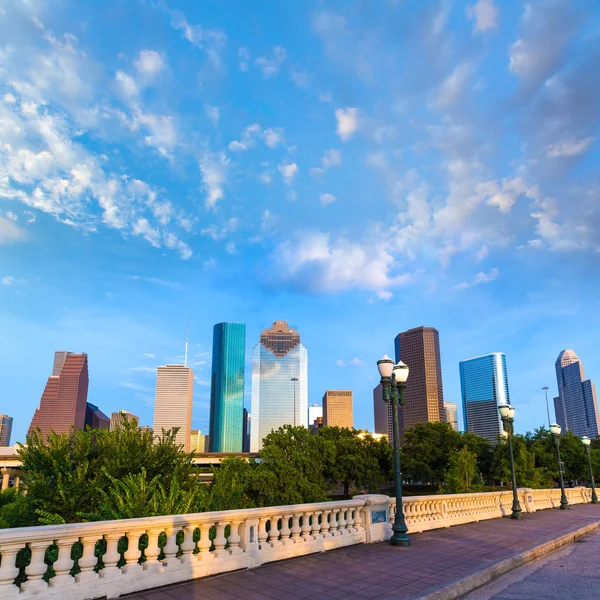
1 0 599 445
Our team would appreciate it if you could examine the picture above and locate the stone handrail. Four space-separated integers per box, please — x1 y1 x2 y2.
0 488 591 599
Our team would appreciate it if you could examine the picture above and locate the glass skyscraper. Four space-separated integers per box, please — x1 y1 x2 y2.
554 349 599 438
209 322 246 452
251 320 308 451
459 352 509 443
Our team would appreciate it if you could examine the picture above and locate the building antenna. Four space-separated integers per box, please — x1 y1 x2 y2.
184 317 189 367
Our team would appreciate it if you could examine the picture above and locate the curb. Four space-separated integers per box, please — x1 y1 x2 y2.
416 520 600 600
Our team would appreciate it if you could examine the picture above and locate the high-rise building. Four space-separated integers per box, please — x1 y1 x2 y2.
459 353 509 443
308 404 322 427
209 322 246 452
190 430 208 453
394 326 444 434
242 408 251 452
153 364 194 452
0 415 13 446
310 415 323 435
554 349 599 438
444 402 459 431
322 390 353 428
373 384 394 441
109 410 140 431
251 320 308 451
28 351 89 438
85 403 110 430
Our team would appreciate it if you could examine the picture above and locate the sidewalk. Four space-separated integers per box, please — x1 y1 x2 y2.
126 503 600 600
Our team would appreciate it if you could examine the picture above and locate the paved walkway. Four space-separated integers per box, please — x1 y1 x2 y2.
126 504 600 600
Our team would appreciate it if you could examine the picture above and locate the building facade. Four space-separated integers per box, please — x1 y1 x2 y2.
85 403 110 430
109 410 139 431
394 326 445 434
251 320 308 451
322 390 353 428
243 408 251 452
28 351 89 438
554 349 600 438
153 364 194 452
0 414 13 447
209 322 246 452
459 353 509 443
190 430 208 453
444 402 459 431
373 384 394 441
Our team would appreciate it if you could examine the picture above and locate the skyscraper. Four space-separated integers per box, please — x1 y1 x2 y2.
394 326 444 434
109 410 140 431
242 409 251 452
153 364 194 452
444 402 459 431
554 349 600 438
323 390 353 428
308 404 322 427
373 384 394 441
459 353 509 443
190 430 208 452
28 351 89 438
209 322 246 452
85 403 110 430
0 415 13 446
251 320 308 451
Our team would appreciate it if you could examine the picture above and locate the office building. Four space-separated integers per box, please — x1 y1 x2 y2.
394 326 445 434
139 425 153 434
85 403 110 430
459 353 509 443
323 390 353 428
209 322 246 452
190 430 208 453
310 415 323 435
251 320 308 451
153 364 194 452
28 351 89 438
444 402 459 431
554 349 600 438
242 409 251 452
308 404 322 427
109 410 140 431
373 384 394 441
0 415 13 447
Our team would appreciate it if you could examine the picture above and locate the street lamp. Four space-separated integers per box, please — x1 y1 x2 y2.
549 423 569 510
377 355 410 547
581 436 598 504
498 404 522 519
290 377 298 427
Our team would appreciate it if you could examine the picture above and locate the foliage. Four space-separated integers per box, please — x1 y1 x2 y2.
445 446 481 493
206 457 255 511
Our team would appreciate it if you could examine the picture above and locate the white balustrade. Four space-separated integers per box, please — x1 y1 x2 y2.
0 490 592 600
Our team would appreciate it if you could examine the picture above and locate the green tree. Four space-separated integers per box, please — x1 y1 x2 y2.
207 457 255 511
445 447 480 493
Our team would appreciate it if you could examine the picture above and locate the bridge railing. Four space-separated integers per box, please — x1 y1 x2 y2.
0 488 591 600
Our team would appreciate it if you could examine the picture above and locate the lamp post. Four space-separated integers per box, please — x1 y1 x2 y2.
377 355 410 547
290 377 298 427
549 423 569 510
498 404 522 519
581 436 598 504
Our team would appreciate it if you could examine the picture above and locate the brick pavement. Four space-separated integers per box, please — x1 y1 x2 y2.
124 504 600 600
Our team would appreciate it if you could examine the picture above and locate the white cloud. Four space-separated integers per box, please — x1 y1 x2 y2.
320 193 336 206
228 124 283 151
1 276 17 286
225 241 236 255
134 50 165 77
127 275 181 289
310 167 325 179
476 245 488 262
476 177 532 214
3 93 17 104
278 162 298 186
335 108 359 141
434 62 473 108
454 268 499 290
205 105 219 125
254 46 287 78
199 153 229 209
140 353 156 359
546 137 595 158
336 359 345 367
115 70 138 97
466 1 499 33
238 47 250 71
290 69 309 88
322 149 341 168
170 11 226 64
132 217 160 247
263 127 284 148
0 216 27 244
4 211 17 221
200 218 238 240
349 357 364 366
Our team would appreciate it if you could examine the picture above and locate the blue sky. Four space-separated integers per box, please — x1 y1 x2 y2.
1 0 599 444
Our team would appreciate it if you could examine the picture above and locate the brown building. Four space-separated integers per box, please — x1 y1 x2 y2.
110 410 140 431
322 390 353 428
28 351 89 438
394 326 444 434
85 403 110 430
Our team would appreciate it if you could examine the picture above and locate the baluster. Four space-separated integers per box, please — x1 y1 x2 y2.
353 507 363 531
228 520 242 554
257 517 269 548
52 537 78 586
180 525 197 563
300 512 312 541
320 511 331 537
101 533 123 579
213 523 227 556
268 516 281 547
144 529 162 569
197 523 213 558
311 511 322 539
290 513 302 541
279 514 291 544
345 508 355 532
123 531 143 574
338 509 347 535
330 510 339 536
0 543 23 598
22 541 50 593
76 536 100 583
163 527 180 564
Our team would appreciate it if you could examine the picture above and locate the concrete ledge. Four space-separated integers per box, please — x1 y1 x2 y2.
416 520 600 600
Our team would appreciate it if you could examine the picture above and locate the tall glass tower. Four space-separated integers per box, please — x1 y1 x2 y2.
459 352 510 443
209 322 246 452
251 320 308 451
554 349 599 438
